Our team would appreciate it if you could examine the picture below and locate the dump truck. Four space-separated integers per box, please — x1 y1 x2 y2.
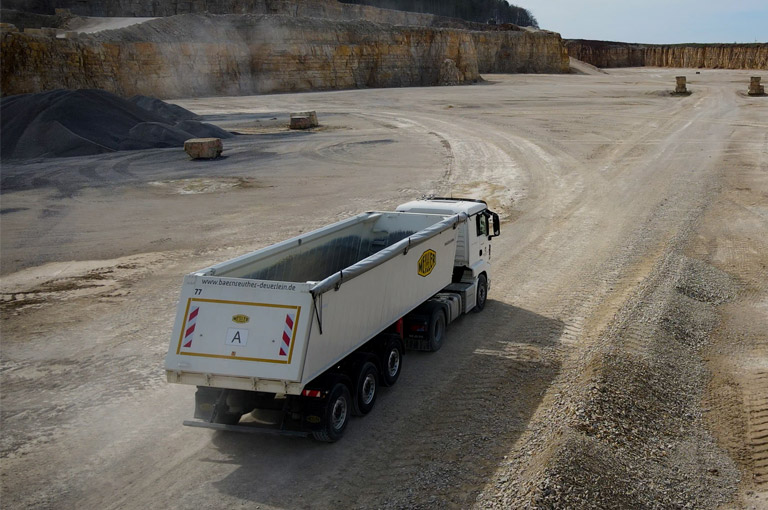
165 198 500 441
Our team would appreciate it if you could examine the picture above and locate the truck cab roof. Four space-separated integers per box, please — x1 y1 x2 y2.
396 198 487 217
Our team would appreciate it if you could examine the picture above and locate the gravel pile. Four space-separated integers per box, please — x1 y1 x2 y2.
478 254 741 509
0 89 233 160
128 95 201 123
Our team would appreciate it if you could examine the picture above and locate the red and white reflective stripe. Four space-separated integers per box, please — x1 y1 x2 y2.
279 313 295 357
302 389 323 398
182 306 199 348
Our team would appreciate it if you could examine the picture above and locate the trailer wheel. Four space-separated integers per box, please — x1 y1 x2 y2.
474 273 488 313
352 361 379 416
428 309 446 352
380 339 403 387
312 383 351 442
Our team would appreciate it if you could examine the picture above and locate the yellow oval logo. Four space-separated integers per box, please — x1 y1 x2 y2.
232 314 250 324
306 415 322 424
418 249 437 277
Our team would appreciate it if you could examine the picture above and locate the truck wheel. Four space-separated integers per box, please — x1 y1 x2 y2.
380 339 403 387
474 274 488 313
428 309 446 352
312 383 351 442
352 361 379 416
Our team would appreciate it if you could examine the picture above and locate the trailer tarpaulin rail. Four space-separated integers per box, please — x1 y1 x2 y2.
309 213 466 297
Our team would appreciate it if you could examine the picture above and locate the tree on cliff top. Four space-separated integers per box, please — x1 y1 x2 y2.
339 0 538 27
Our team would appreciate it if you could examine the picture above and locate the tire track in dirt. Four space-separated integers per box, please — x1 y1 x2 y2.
313 78 731 509
317 304 563 510
474 76 753 509
3 70 765 510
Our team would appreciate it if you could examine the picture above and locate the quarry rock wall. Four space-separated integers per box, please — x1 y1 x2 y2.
566 40 768 70
474 30 568 73
1 14 569 98
2 0 487 29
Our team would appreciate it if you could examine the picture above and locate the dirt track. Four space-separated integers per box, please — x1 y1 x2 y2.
1 69 767 509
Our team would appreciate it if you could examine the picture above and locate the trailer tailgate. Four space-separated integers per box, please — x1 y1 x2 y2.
165 275 313 383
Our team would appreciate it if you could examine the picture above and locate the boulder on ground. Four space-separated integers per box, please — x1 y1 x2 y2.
675 76 687 94
184 138 223 159
748 77 765 96
289 111 319 129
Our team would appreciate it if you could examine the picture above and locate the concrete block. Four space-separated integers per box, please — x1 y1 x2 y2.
748 76 765 96
290 111 318 128
290 116 312 130
675 76 687 94
184 138 223 159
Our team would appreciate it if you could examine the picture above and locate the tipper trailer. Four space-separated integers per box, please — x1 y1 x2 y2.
165 198 500 441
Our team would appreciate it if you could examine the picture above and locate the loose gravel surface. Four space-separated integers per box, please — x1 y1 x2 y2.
1 68 766 509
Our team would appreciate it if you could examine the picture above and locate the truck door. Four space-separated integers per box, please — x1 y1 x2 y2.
473 212 490 263
476 213 491 260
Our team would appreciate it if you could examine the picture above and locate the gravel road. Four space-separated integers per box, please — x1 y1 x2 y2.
2 68 766 509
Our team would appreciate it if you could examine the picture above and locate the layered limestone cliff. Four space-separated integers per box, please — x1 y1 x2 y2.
474 29 568 74
2 0 497 29
566 40 768 70
1 14 569 98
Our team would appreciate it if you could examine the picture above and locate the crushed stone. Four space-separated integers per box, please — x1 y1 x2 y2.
0 89 232 160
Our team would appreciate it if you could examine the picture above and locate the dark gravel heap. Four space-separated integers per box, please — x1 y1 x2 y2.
128 95 200 123
1 89 233 160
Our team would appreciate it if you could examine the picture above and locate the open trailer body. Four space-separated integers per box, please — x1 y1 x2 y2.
165 198 500 441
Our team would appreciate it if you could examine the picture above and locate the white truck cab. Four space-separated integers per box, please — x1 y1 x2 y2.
397 197 500 280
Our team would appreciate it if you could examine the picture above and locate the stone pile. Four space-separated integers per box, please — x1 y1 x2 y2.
0 89 232 159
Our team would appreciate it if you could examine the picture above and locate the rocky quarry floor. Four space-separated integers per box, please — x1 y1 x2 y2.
1 68 767 509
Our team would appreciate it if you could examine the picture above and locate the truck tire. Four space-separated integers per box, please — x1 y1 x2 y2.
428 309 447 352
380 338 403 387
312 383 351 442
473 273 488 313
352 361 379 416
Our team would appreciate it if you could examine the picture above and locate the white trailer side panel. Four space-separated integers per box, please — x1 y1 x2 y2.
301 226 458 384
